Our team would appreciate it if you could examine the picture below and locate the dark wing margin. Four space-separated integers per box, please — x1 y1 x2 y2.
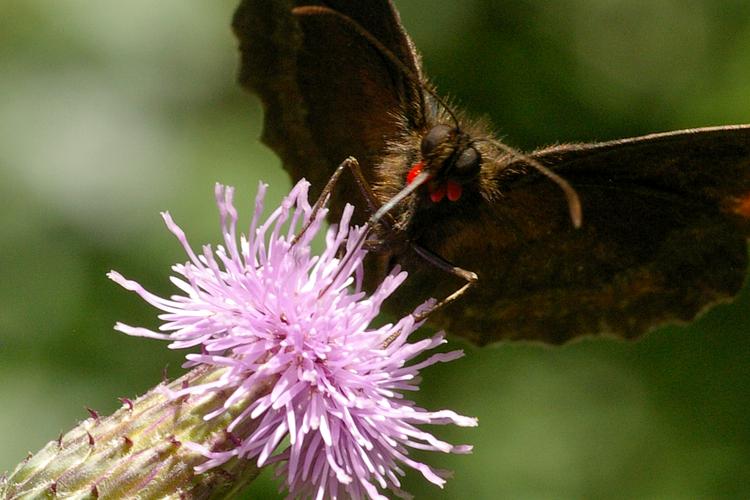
391 125 750 345
232 0 424 221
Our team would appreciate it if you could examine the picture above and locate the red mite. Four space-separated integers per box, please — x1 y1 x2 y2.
406 160 463 203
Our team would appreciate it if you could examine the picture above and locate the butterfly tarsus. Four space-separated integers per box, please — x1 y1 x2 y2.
379 242 479 349
409 243 478 322
343 156 397 230
291 157 350 246
379 248 478 350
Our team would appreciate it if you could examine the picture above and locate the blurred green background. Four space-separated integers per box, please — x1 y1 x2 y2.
2 1 749 498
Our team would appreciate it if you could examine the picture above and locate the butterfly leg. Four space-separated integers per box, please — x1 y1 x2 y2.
296 156 394 242
409 243 478 322
343 156 398 229
291 156 351 245
294 156 398 255
380 243 477 347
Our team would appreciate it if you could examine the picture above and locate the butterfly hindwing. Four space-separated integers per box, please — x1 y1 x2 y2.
385 126 750 344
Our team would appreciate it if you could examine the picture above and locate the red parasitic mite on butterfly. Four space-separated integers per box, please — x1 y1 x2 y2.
233 0 750 346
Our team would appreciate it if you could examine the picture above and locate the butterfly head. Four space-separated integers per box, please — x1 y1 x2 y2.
406 124 481 203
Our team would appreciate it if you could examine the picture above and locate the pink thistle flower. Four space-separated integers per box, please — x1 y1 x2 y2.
108 180 477 499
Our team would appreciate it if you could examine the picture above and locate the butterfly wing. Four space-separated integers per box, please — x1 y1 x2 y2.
234 1 750 345
390 126 750 344
233 0 425 221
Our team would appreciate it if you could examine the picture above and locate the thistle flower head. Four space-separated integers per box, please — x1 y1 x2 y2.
109 180 476 499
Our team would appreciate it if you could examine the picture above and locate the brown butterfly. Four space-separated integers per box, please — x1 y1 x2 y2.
232 0 750 345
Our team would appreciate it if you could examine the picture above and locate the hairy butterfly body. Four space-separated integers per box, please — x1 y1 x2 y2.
233 0 750 345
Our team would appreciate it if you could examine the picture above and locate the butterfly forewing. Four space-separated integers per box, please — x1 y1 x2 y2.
233 0 424 225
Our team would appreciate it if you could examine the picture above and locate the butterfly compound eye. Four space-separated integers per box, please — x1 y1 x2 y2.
454 146 481 178
421 124 453 157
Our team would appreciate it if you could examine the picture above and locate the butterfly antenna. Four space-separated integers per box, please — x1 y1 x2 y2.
486 139 583 228
292 5 461 130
